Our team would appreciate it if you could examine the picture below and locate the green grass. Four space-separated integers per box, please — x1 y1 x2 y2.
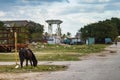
0 53 81 61
0 65 68 73
37 53 81 61
0 44 108 61
0 53 16 61
32 44 107 53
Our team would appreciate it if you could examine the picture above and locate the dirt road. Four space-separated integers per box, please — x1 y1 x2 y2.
0 43 120 80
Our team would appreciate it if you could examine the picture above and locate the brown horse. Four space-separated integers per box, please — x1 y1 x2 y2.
19 48 37 68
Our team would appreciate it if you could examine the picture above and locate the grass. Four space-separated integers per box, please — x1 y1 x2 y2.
0 44 109 74
0 65 68 73
0 53 16 61
32 44 107 53
37 53 81 61
0 44 108 61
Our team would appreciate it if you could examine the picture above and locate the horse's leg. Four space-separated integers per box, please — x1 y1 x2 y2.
30 60 33 66
26 59 28 66
20 59 24 68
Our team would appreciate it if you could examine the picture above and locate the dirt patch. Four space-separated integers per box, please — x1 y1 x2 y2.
0 72 48 80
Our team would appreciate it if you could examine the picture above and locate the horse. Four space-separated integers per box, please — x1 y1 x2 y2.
19 48 38 68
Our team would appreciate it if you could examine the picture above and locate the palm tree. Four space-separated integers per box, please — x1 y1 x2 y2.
67 32 71 38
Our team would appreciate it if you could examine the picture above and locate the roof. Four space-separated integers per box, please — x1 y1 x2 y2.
46 20 63 24
3 20 29 27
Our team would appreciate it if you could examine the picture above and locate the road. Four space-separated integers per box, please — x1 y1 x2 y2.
41 43 120 80
0 43 120 80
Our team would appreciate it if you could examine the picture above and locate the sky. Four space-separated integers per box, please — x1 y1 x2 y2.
0 0 120 36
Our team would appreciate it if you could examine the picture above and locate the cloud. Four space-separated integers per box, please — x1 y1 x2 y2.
21 0 69 5
58 4 107 15
0 0 120 36
0 11 6 17
105 2 120 11
74 0 110 4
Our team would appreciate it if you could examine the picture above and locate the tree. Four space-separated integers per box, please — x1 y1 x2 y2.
27 21 44 41
61 34 67 39
42 32 49 40
79 18 119 43
0 21 4 27
67 32 71 38
110 17 120 35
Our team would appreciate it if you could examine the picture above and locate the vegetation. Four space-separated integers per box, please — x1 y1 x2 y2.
27 21 44 41
80 17 120 43
37 53 80 61
66 32 71 38
0 44 107 61
0 21 4 27
30 43 107 53
0 65 67 73
0 53 15 61
0 43 108 73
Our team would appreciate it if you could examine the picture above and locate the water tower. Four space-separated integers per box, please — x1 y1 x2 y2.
46 20 63 36
46 20 63 44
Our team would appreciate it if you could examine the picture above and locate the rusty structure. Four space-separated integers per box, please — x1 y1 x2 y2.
0 20 29 52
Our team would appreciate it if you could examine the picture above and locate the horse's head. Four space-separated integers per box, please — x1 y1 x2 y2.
33 59 38 67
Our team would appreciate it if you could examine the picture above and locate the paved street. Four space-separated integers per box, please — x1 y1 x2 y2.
41 43 120 80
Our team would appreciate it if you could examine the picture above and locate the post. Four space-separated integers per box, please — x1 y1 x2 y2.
48 24 52 36
57 24 61 36
14 32 18 65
